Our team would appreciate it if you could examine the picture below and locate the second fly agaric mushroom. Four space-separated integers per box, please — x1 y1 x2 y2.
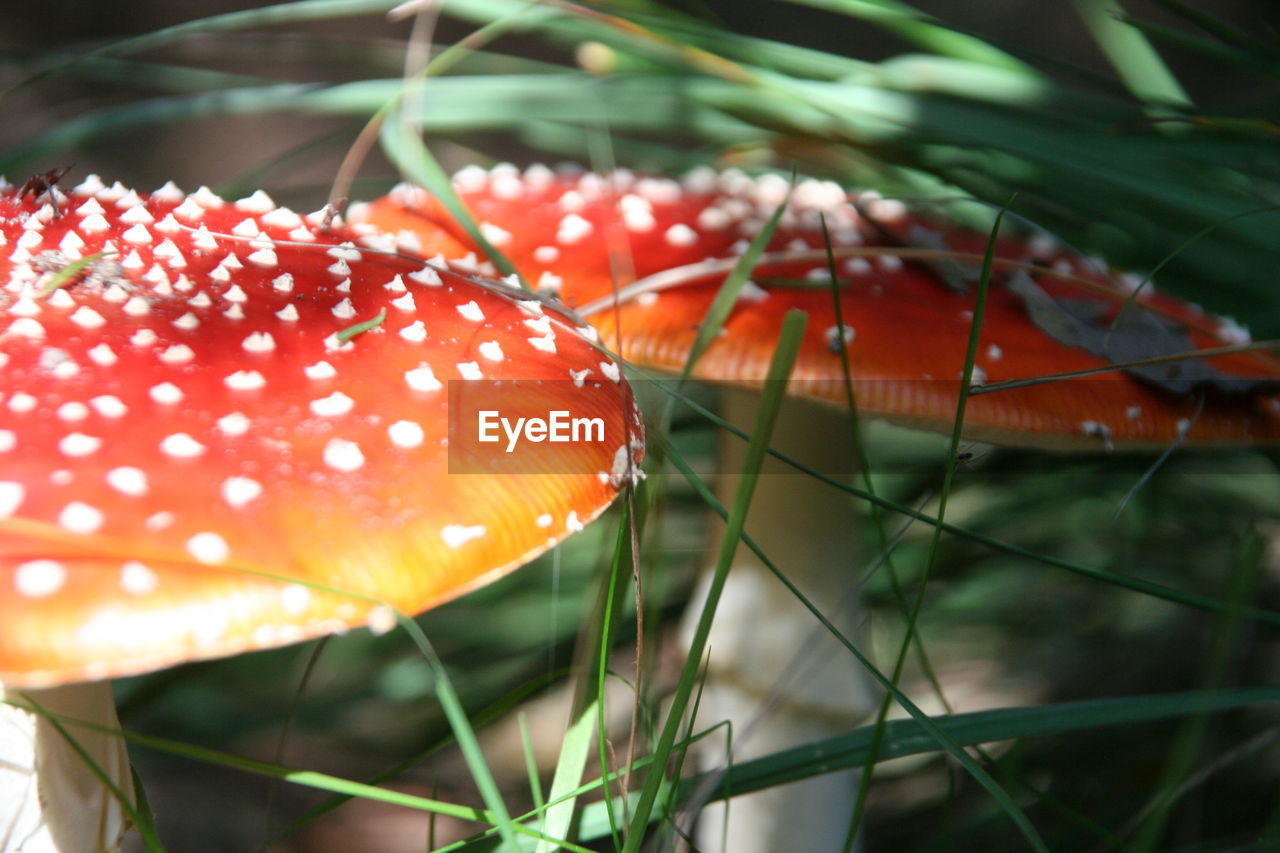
353 164 1280 851
0 175 642 851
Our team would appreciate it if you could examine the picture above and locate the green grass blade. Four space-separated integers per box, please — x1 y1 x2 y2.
1073 0 1191 106
533 700 598 853
778 0 1030 72
622 308 809 853
679 192 790 380
682 686 1280 803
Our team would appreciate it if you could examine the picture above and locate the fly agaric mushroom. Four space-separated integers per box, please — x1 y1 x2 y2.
0 175 642 852
352 164 1280 851
356 164 1280 446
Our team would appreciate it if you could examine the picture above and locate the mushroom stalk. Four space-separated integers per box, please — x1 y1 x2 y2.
0 682 134 853
681 393 875 852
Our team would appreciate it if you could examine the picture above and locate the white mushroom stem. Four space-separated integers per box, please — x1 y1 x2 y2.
0 682 135 853
680 393 876 852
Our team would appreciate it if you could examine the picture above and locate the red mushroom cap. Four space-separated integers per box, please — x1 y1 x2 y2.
0 176 642 687
354 165 1280 448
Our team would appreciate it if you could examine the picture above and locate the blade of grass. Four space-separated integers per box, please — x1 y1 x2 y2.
678 686 1280 804
621 308 809 853
391 618 522 851
593 510 637 849
680 190 792 381
517 712 545 824
777 0 1031 72
1073 0 1191 106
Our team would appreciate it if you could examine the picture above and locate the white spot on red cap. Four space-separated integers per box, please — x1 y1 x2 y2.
366 606 397 635
225 370 266 391
261 207 303 229
121 561 158 595
217 412 251 436
304 361 337 380
599 361 621 382
248 247 278 267
557 214 593 245
479 222 512 246
280 584 312 615
173 197 205 221
332 298 356 320
388 420 424 448
144 511 174 531
130 328 158 348
221 476 263 508
441 524 486 548
159 344 195 365
15 560 66 598
323 437 365 472
310 392 355 417
399 321 427 343
0 482 24 517
405 363 441 392
149 382 184 405
56 402 89 422
664 223 698 247
457 361 483 380
90 395 127 418
234 189 276 213
59 501 104 534
187 532 230 564
408 266 441 286
7 318 44 339
59 433 102 457
457 301 484 322
106 467 148 497
122 223 152 245
242 332 276 353
160 433 206 458
79 213 110 233
478 341 505 362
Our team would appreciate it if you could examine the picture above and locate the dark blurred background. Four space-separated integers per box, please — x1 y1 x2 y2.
2 0 1276 205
